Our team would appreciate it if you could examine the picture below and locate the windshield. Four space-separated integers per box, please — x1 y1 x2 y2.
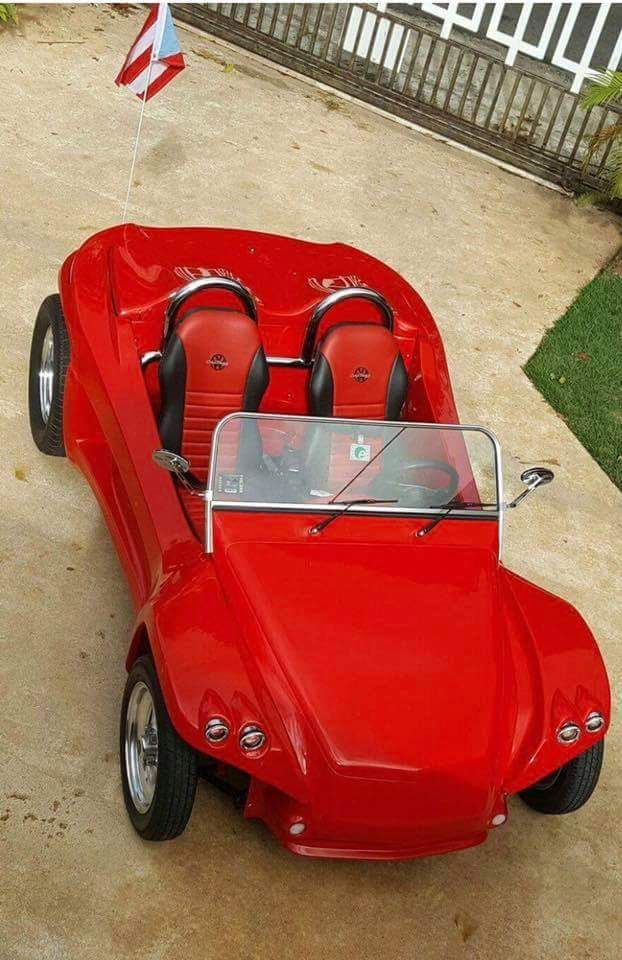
208 414 500 518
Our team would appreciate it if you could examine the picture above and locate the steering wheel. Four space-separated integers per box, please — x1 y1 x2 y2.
381 459 460 507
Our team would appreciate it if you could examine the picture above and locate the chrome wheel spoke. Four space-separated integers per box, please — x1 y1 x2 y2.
38 326 55 424
125 681 159 813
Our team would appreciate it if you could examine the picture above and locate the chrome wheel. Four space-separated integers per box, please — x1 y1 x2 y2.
38 326 54 424
125 681 158 814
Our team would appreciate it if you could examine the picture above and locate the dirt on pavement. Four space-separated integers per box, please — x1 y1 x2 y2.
1 5 620 960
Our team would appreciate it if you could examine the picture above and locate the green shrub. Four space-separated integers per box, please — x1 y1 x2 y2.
0 5 18 25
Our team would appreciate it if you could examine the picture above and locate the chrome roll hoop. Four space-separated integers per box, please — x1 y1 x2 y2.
301 287 393 364
162 277 257 345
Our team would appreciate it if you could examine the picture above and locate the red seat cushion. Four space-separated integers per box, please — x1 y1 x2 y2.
306 323 408 493
308 323 408 420
158 308 268 536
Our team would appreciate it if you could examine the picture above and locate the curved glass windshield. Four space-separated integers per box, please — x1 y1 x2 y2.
208 414 500 518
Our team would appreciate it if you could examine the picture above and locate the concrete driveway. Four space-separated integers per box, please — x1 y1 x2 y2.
1 5 620 959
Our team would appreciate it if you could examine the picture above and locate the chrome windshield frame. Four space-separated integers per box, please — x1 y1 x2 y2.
205 413 504 556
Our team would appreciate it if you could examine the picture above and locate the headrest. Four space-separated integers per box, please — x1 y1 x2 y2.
308 323 408 420
173 309 265 389
158 309 269 455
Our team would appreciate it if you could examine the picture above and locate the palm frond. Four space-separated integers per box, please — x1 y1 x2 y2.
583 120 622 168
587 121 622 147
575 190 608 207
607 146 622 198
581 70 622 109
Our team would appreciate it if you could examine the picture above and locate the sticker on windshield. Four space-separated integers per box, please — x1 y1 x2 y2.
350 443 371 462
217 473 245 495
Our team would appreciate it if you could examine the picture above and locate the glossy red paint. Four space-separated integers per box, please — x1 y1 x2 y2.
54 224 609 860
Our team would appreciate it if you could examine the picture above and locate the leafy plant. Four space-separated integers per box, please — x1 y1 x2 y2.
0 4 18 25
581 70 622 201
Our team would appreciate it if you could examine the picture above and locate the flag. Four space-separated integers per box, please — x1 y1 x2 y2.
115 3 185 102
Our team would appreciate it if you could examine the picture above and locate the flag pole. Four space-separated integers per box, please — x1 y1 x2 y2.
119 3 179 222
122 53 155 223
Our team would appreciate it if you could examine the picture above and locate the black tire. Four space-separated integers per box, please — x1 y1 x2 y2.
120 655 198 840
28 294 70 456
519 740 604 814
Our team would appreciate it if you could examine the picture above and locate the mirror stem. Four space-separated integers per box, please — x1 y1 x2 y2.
506 488 531 510
176 469 204 495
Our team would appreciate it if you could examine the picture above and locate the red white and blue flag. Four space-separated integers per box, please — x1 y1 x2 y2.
115 3 185 101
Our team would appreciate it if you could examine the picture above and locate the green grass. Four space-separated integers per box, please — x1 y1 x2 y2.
524 267 622 491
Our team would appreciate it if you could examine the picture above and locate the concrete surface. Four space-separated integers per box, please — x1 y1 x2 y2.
1 5 620 960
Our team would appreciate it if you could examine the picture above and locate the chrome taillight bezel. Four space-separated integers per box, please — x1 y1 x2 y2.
557 722 581 745
204 717 230 744
239 724 267 753
585 712 605 734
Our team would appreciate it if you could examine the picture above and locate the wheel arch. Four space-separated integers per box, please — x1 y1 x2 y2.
124 570 310 805
126 620 153 671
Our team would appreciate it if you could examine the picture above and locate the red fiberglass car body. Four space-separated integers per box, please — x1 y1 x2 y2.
28 225 610 860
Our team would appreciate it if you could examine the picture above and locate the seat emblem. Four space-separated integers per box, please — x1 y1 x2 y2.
209 354 228 371
352 366 370 383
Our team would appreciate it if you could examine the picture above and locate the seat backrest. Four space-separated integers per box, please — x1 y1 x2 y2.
305 323 408 494
158 308 269 484
308 323 408 420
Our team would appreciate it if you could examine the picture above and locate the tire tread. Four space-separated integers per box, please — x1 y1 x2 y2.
120 656 197 841
519 740 604 815
28 294 70 456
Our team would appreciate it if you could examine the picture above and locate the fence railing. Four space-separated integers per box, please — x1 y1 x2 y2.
173 3 621 191
418 1 622 95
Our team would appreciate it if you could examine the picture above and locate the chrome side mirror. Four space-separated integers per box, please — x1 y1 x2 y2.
153 448 190 476
152 448 204 496
507 467 554 509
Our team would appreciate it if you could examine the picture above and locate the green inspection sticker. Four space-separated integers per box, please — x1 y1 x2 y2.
350 443 371 462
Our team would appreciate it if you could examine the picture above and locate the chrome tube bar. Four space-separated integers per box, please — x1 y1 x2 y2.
301 287 394 363
163 277 257 344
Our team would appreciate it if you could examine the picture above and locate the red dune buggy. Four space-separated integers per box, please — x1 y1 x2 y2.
28 225 610 860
